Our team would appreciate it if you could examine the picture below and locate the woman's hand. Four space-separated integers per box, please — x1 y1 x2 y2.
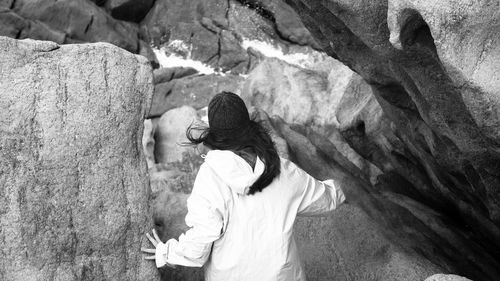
141 229 176 268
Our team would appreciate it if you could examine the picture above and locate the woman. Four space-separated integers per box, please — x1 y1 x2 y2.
142 91 346 281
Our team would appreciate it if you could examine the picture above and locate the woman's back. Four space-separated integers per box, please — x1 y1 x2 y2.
145 92 345 281
196 150 345 281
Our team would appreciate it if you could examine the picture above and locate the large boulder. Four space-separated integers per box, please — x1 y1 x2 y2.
0 0 158 66
0 37 159 280
242 57 382 182
270 0 500 279
9 0 140 52
242 57 355 128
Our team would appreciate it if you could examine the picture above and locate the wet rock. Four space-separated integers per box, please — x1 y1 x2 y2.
144 0 245 72
0 36 159 281
143 0 320 74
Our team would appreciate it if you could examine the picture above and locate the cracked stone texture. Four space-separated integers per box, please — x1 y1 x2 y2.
143 0 319 74
0 36 159 281
0 0 158 65
233 0 319 48
1 0 319 73
260 0 500 280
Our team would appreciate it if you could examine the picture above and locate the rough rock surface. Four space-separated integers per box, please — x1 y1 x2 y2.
234 0 319 48
277 0 500 280
0 36 159 280
0 0 158 65
1 0 321 74
144 0 250 73
149 73 245 118
272 117 442 281
242 57 354 128
242 58 382 183
143 0 320 74
153 67 199 85
9 0 140 52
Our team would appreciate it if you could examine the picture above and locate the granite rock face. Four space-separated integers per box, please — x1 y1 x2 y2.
0 36 159 281
5 0 141 51
143 0 320 74
278 0 500 280
1 0 321 73
0 0 158 65
242 57 357 129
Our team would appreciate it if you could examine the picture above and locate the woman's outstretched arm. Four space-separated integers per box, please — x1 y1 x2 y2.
289 161 346 216
143 164 226 268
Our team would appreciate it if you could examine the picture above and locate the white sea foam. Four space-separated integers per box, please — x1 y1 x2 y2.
152 46 217 75
241 39 311 67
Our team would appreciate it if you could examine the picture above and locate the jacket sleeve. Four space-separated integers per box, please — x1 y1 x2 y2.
294 164 346 217
155 164 225 268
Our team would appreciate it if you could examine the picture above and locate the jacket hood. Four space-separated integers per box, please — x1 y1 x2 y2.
204 150 265 195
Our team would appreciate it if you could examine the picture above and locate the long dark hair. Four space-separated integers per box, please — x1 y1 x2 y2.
185 118 281 195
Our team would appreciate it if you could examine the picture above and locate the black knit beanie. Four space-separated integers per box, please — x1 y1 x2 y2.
208 91 250 136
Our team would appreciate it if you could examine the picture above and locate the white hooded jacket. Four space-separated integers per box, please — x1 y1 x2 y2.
155 150 346 281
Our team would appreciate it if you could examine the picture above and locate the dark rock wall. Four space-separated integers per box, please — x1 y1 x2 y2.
279 0 500 280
